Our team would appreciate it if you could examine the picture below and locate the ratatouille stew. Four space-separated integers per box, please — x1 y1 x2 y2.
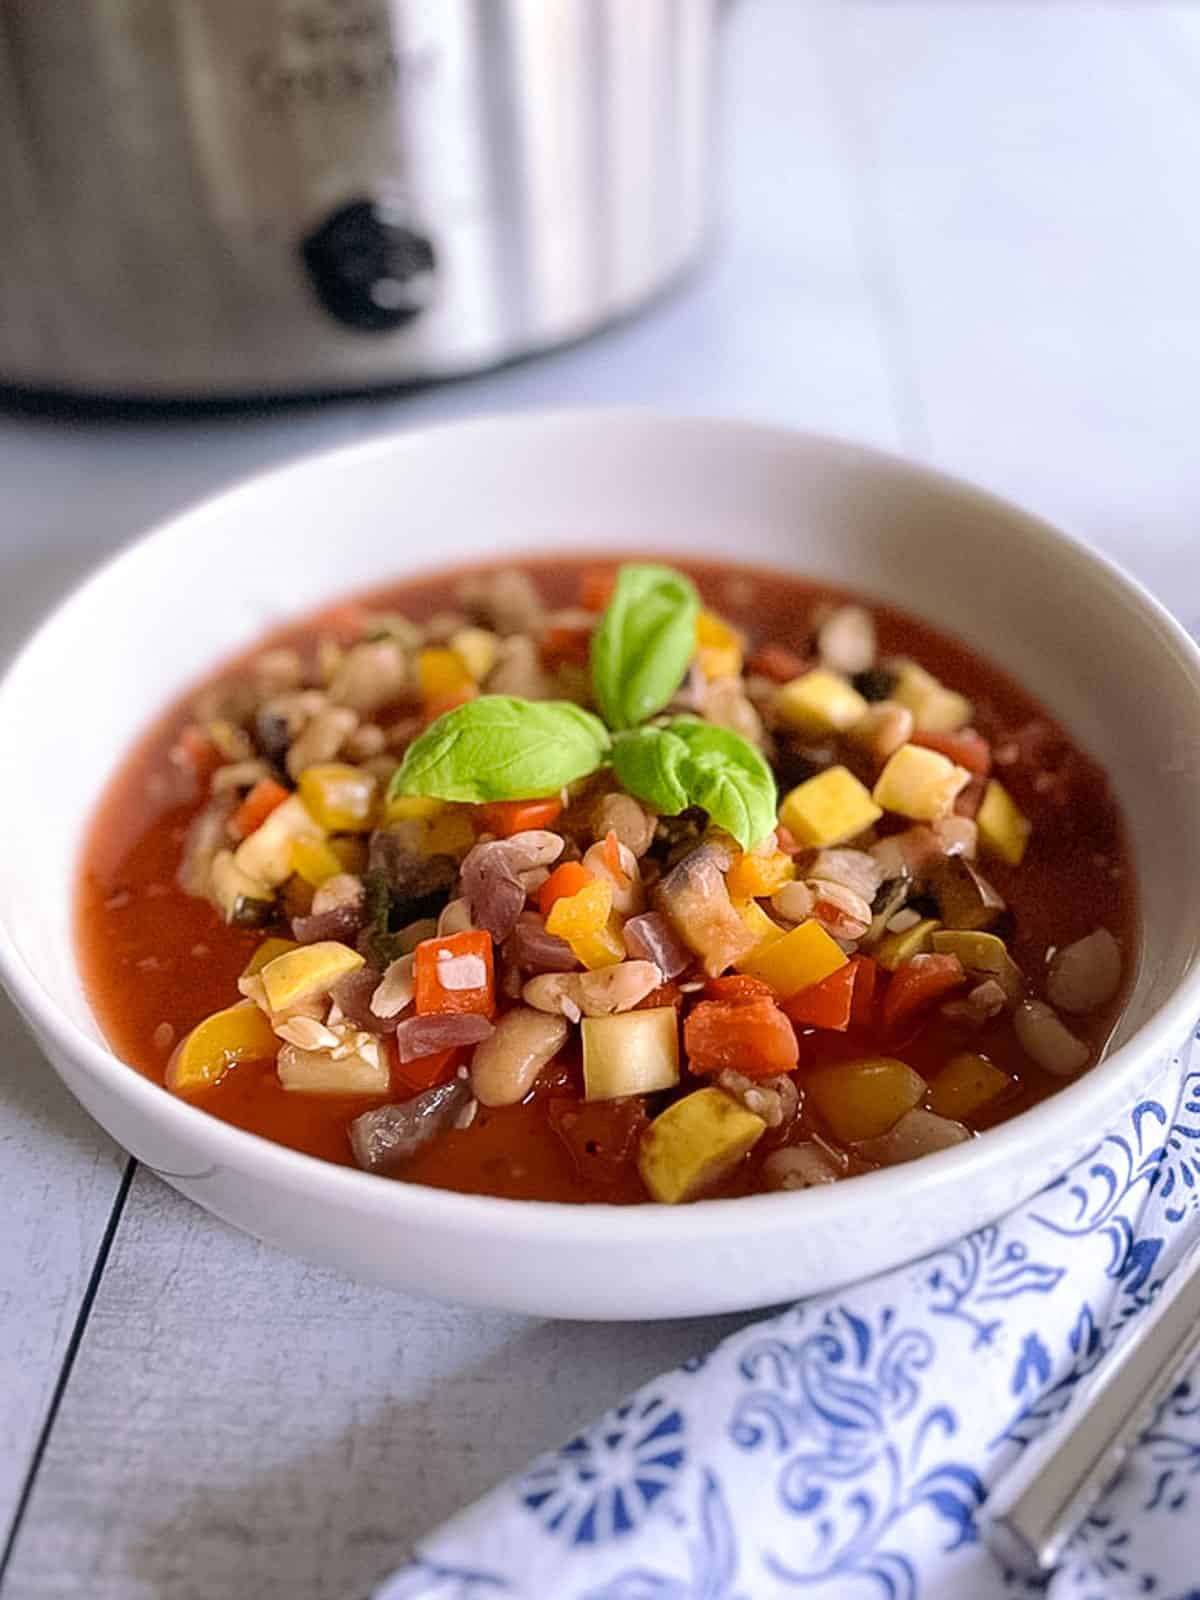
78 558 1134 1203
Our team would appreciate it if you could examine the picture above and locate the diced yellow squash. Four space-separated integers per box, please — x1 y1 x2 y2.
807 1057 925 1142
732 897 787 955
546 879 625 969
775 669 868 736
166 1000 278 1094
778 766 883 848
931 930 1024 1002
694 610 743 680
872 743 970 821
234 793 324 888
241 937 298 978
872 917 941 970
582 1007 680 1102
977 779 1032 866
638 1087 766 1204
289 835 345 888
890 660 972 732
384 794 446 824
726 849 795 900
926 1052 1011 1121
277 1038 388 1095
418 647 474 702
259 940 364 1012
736 918 847 995
423 809 478 859
449 626 500 683
298 763 379 833
210 849 274 926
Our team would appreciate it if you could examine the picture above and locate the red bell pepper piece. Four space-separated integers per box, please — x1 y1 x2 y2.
881 954 964 1038
684 997 800 1080
782 961 857 1032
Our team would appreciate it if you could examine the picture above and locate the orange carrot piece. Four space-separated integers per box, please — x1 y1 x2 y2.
881 954 964 1038
413 930 496 1018
849 955 878 1028
538 861 596 919
423 685 478 725
481 797 563 838
685 997 800 1080
782 961 858 1032
911 729 992 778
231 777 290 841
540 625 592 667
602 829 627 882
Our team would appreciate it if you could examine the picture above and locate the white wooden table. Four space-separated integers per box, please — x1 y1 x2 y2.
4 4 1200 1594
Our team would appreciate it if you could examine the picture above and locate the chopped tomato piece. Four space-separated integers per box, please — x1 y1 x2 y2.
849 955 878 1028
311 601 369 640
882 953 965 1038
392 1043 462 1094
782 961 857 1031
912 729 992 778
481 796 563 838
414 930 496 1017
538 861 596 919
172 724 222 782
423 685 477 725
230 777 290 842
704 974 775 1004
684 997 800 1080
634 981 684 1011
579 566 618 612
540 625 592 667
747 642 810 683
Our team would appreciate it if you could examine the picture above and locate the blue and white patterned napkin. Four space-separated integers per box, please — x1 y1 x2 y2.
380 1034 1200 1600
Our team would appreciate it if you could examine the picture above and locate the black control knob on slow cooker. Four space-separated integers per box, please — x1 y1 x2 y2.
301 199 436 332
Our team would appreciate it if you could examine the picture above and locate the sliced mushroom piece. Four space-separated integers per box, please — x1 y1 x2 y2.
1014 999 1090 1077
928 856 1006 931
1047 928 1122 1015
349 1079 472 1174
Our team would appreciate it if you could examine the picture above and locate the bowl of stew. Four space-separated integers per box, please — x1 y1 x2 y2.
2 412 1199 1319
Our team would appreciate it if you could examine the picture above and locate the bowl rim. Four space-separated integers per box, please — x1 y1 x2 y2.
3 406 1200 1243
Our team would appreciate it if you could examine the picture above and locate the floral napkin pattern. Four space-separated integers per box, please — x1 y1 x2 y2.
380 1032 1200 1600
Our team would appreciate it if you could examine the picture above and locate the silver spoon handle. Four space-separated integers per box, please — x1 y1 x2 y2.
982 1235 1200 1576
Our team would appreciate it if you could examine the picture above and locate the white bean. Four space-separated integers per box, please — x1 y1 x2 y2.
818 604 876 676
470 1007 568 1106
1047 929 1122 1015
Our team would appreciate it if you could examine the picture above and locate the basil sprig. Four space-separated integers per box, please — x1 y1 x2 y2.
613 718 777 850
590 563 699 730
388 696 610 803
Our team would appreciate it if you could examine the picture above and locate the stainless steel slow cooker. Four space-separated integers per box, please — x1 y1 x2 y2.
0 0 723 400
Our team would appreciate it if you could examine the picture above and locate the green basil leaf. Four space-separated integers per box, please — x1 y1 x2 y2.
590 563 700 730
388 696 610 803
612 717 777 850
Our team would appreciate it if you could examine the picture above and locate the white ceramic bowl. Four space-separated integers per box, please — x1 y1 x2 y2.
3 412 1200 1320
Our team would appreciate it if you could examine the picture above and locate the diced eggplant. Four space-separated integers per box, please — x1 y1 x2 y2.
350 1080 471 1174
931 929 1023 1002
928 856 1006 932
655 844 756 977
233 794 325 889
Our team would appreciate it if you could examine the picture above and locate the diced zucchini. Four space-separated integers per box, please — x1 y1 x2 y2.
449 627 500 682
872 744 970 821
638 1087 766 1203
928 856 1006 931
736 918 847 995
931 930 1023 1002
582 1007 681 1102
977 780 1031 866
872 917 941 970
277 1037 388 1095
384 794 446 824
297 763 379 833
233 794 325 888
240 937 299 979
778 766 883 848
890 660 971 732
210 849 274 926
259 940 365 1012
289 835 346 888
775 669 868 736
166 999 278 1094
925 1052 1011 1120
807 1057 925 1142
